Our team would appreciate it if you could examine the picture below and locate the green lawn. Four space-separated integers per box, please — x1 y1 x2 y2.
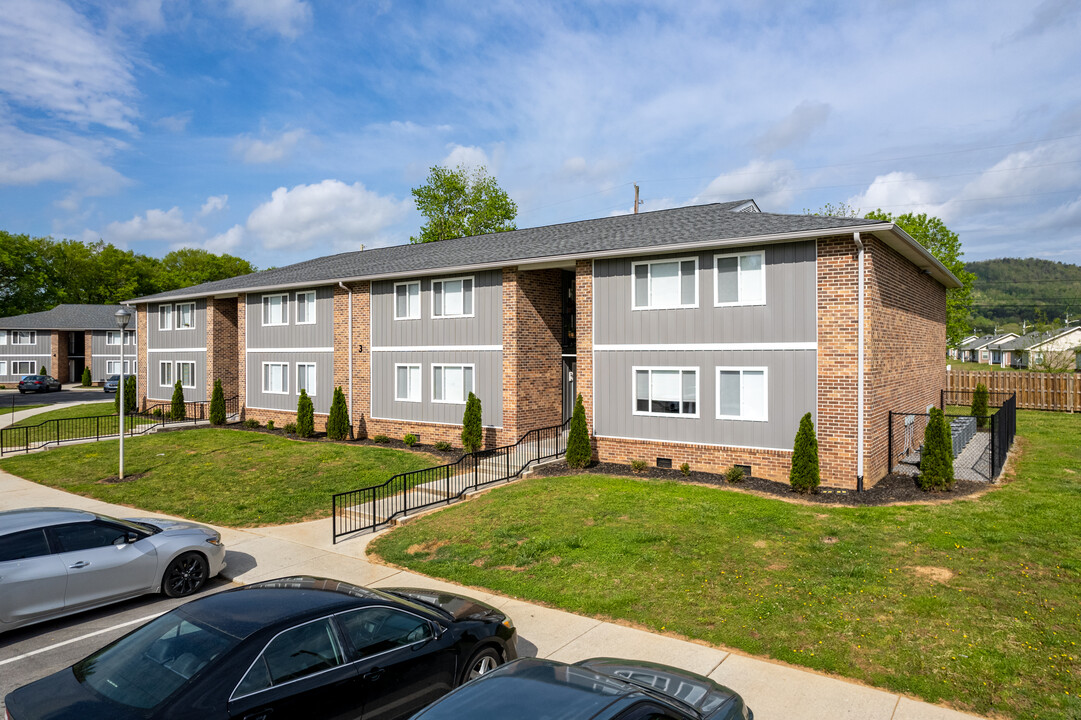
0 428 439 526
1 401 153 449
370 410 1081 720
946 360 1016 372
6 401 116 426
0 403 45 416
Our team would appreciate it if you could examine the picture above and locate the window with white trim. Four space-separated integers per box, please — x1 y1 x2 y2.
394 282 420 320
0 330 7 345
158 305 172 331
126 330 135 345
262 294 288 326
11 331 36 345
106 360 133 375
159 361 173 387
176 302 196 329
632 258 698 310
715 251 765 306
263 362 288 394
395 364 421 402
432 277 473 318
12 361 33 375
296 363 316 396
633 367 698 416
295 292 316 324
432 364 473 404
175 361 196 389
0 361 6 375
716 367 768 421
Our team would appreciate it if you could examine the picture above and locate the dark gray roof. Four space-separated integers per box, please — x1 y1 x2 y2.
0 304 126 331
129 200 948 303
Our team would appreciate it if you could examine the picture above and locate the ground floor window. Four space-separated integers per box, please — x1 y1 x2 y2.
177 361 196 389
159 361 173 387
263 362 288 394
296 363 316 396
716 367 768 421
0 361 7 375
395 364 421 402
432 364 473 404
634 367 698 416
12 361 34 375
106 360 134 375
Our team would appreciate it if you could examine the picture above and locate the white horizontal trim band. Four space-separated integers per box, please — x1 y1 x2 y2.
246 347 334 353
370 345 502 353
147 347 206 353
594 342 816 352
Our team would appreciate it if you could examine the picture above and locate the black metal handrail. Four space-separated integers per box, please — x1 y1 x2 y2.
332 418 570 543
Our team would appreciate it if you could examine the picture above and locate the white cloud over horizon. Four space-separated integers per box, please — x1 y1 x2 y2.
224 0 312 39
233 129 307 164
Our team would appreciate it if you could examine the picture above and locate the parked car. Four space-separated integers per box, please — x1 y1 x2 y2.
410 656 753 720
17 374 62 393
4 576 518 720
103 374 120 392
0 508 226 634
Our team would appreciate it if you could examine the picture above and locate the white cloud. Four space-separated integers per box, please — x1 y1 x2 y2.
224 0 312 38
99 207 204 246
846 172 946 219
244 179 409 250
693 160 799 209
199 195 229 216
755 101 832 155
156 113 192 133
441 144 491 173
234 129 306 164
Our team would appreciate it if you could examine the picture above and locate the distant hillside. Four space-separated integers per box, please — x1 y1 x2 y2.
966 258 1081 331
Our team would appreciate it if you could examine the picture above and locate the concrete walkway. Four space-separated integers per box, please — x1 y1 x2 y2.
0 470 984 720
1 400 107 427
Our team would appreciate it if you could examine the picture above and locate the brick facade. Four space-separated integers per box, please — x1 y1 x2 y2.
595 436 793 482
364 417 500 449
137 306 148 409
574 260 594 432
237 296 246 416
205 297 239 402
84 330 93 384
502 268 563 438
50 330 69 383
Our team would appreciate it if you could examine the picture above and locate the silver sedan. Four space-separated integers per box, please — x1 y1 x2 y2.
0 508 227 633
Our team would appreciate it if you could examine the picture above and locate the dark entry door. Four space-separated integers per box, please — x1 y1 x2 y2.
562 358 576 423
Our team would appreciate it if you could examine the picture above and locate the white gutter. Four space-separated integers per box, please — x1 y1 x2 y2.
853 233 865 492
338 282 353 434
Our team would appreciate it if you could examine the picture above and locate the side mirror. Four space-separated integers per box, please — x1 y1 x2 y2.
431 622 446 640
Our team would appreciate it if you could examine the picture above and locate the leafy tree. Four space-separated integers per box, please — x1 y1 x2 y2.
296 389 315 438
919 408 955 491
327 386 350 440
971 383 989 429
565 394 592 468
171 380 186 420
789 412 820 493
410 165 517 243
461 392 483 453
865 211 977 347
209 379 226 425
80 366 91 387
159 248 255 289
804 202 861 218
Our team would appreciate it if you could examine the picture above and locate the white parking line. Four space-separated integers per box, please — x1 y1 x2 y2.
0 612 164 667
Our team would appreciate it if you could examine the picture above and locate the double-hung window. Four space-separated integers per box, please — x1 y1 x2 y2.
432 365 473 404
262 294 288 326
0 330 6 345
632 258 697 309
715 251 765 306
633 367 698 417
158 305 172 331
263 362 288 394
11 331 36 345
296 363 316 396
432 277 473 318
394 282 420 320
395 364 421 402
295 292 316 324
159 361 173 387
176 303 196 329
0 361 6 375
13 361 33 375
716 367 768 421
106 331 121 346
106 360 132 375
176 361 196 389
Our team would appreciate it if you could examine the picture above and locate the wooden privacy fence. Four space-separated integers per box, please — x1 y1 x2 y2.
947 370 1080 412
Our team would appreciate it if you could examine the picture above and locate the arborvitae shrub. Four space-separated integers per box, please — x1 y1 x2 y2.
171 380 186 420
919 407 955 491
81 367 92 387
971 383 989 429
296 389 315 438
326 386 350 440
124 376 136 414
461 392 482 453
209 379 226 425
39 365 47 376
565 393 592 468
789 412 821 493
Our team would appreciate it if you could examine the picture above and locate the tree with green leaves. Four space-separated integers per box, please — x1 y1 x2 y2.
864 210 976 347
327 386 350 440
971 383 989 429
789 412 821 493
80 366 91 387
919 408 955 491
461 392 483 453
296 389 315 438
565 393 591 468
171 380 186 420
113 376 137 414
410 165 517 243
209 379 226 425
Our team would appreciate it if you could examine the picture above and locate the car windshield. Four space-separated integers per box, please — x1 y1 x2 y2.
22 376 42 381
74 611 239 709
107 375 120 382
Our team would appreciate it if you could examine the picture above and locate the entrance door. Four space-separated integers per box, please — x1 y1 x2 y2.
562 358 576 423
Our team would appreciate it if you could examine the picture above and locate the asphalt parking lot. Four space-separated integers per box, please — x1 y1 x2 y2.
0 386 112 412
0 578 234 710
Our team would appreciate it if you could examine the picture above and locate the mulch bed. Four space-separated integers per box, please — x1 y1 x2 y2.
529 460 990 506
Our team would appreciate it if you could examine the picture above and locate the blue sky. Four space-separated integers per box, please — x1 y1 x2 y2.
2 0 1080 269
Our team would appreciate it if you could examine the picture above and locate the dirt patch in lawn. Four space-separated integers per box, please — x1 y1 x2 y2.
98 472 146 484
406 539 450 557
908 566 955 584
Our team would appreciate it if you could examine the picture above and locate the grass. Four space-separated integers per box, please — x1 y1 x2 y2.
6 401 117 426
0 402 154 449
0 428 439 526
0 403 45 416
946 360 1017 372
370 410 1081 720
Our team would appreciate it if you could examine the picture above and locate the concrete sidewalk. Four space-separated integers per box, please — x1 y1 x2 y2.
0 470 983 720
1 400 106 427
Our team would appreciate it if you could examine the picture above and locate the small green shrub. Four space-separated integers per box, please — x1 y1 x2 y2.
296 389 314 438
726 465 745 483
919 407 955 491
679 462 691 476
113 375 136 414
171 380 186 421
403 433 418 447
151 408 163 417
565 393 592 468
327 386 350 440
209 379 226 425
790 412 821 493
461 392 483 453
284 422 297 434
244 418 260 429
265 420 275 431
38 365 47 376
630 459 648 472
971 383 989 429
80 367 92 387
373 434 391 443
434 441 453 451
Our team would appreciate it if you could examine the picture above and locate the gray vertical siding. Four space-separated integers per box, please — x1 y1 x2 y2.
246 351 334 415
147 300 208 350
92 330 139 384
371 270 502 347
245 287 335 349
146 350 206 402
0 330 52 382
593 350 816 449
371 350 503 427
593 241 816 345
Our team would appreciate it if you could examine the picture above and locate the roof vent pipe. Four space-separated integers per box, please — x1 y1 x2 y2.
853 232 865 492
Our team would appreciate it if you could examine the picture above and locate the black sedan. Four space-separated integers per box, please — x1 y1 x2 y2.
411 657 753 720
4 576 518 720
17 375 61 393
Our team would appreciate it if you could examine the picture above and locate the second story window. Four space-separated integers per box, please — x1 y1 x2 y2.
296 292 316 324
395 282 420 320
176 303 196 329
632 258 697 310
262 294 288 326
715 251 765 306
432 277 473 318
158 305 172 331
11 331 36 345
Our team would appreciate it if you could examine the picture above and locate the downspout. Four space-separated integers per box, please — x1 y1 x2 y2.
338 282 354 434
853 233 865 492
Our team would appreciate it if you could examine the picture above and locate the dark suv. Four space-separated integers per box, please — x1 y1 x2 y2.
18 375 62 393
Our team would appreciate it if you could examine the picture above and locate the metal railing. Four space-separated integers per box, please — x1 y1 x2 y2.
332 419 570 543
0 396 239 455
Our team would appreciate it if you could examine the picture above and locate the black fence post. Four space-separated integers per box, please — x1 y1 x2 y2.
887 411 893 472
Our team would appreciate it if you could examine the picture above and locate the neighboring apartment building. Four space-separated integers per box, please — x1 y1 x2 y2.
129 201 960 489
0 304 135 385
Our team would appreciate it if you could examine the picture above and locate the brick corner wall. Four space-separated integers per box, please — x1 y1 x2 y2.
206 297 239 402
574 259 594 433
136 305 148 409
50 330 70 383
236 295 246 417
502 267 563 439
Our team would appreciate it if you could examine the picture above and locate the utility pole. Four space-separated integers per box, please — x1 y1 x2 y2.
634 184 641 214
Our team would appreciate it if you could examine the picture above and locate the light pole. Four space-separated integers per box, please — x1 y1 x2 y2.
115 307 133 480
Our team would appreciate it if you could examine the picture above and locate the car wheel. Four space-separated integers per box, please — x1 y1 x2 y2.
459 646 503 685
162 552 209 598
19 389 25 394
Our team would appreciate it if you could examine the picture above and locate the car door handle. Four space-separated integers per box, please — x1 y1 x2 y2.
68 561 91 569
362 667 385 682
